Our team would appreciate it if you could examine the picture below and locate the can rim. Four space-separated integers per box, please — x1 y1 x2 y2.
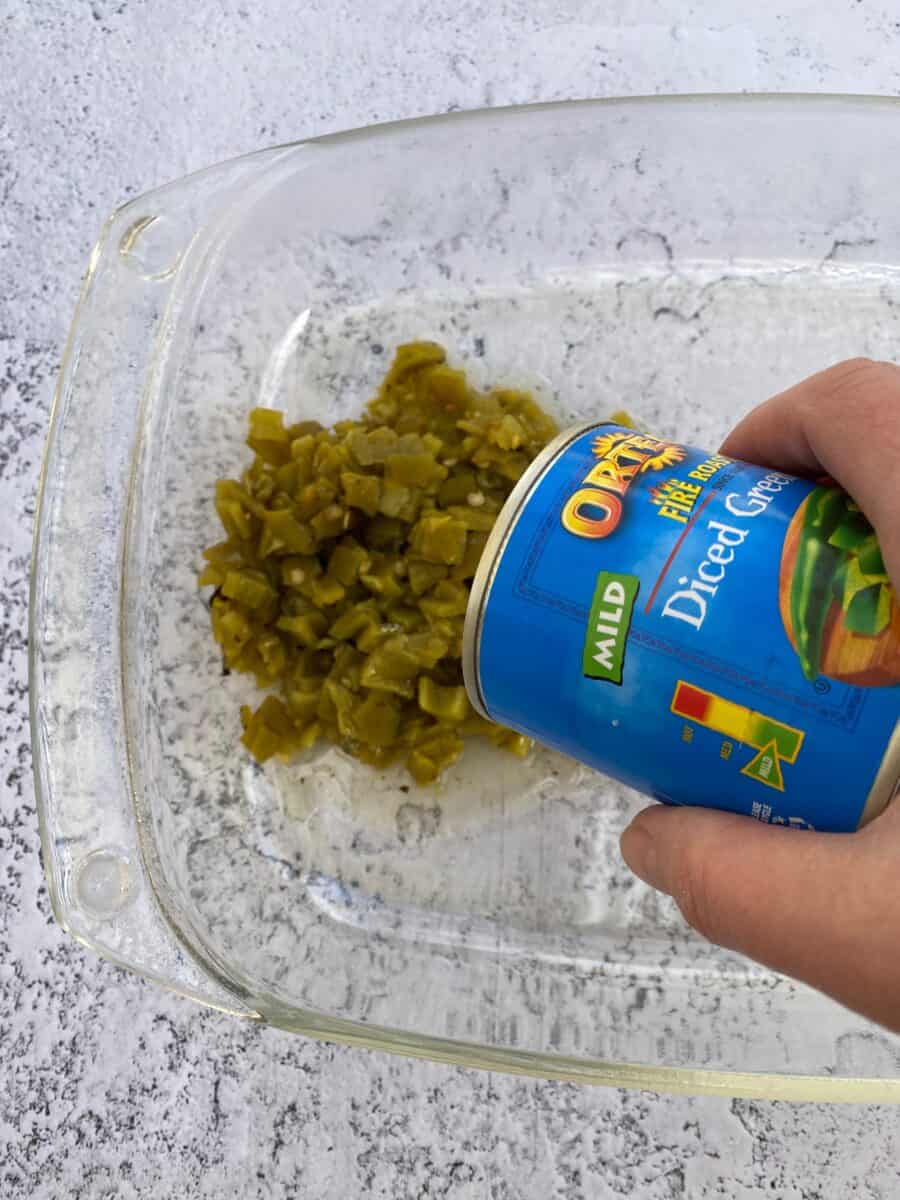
859 717 900 827
462 420 605 719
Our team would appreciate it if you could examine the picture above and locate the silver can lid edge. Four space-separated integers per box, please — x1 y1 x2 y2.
461 420 609 721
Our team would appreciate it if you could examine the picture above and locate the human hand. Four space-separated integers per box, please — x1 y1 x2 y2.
620 358 900 1030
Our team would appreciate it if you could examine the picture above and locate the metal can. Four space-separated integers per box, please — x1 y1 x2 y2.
462 422 900 832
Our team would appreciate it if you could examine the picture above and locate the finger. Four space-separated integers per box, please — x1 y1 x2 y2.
720 358 900 584
621 802 900 1031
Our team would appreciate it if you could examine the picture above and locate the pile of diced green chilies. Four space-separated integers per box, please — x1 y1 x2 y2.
200 341 559 784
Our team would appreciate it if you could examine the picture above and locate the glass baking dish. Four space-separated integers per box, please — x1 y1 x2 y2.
31 96 900 1100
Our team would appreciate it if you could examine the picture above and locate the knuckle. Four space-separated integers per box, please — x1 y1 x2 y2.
826 357 898 406
833 355 879 376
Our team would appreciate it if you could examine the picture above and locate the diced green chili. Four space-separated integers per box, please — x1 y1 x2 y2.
261 509 317 555
410 514 468 564
222 568 276 611
418 677 470 722
341 471 381 516
845 582 892 636
408 559 448 596
276 611 328 647
247 408 292 465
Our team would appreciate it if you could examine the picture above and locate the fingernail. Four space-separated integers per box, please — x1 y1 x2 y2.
621 823 662 890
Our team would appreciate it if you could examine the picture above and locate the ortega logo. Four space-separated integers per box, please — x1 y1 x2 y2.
561 430 686 538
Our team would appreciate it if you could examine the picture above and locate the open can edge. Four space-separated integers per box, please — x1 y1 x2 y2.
462 420 602 720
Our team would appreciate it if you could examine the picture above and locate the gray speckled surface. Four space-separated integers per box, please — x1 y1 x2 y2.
6 3 900 1196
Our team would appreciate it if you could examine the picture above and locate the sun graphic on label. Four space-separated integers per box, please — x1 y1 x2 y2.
591 431 632 458
643 444 686 471
590 431 686 472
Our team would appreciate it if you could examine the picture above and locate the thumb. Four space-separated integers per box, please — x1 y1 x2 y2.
621 802 900 1030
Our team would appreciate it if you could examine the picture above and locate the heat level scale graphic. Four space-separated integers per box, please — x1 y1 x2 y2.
670 680 805 792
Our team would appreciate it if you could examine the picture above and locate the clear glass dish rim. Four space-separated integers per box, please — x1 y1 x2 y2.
29 93 900 1102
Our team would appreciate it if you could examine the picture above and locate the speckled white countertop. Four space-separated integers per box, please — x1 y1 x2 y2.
5 3 900 1196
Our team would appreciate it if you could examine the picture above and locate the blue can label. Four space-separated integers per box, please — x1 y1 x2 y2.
471 424 900 831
